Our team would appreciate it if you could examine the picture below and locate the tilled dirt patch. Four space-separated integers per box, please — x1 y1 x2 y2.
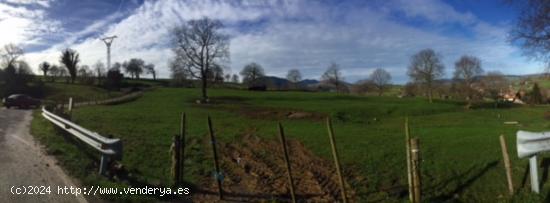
193 134 356 202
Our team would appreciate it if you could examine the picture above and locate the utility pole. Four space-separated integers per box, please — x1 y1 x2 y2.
101 36 117 69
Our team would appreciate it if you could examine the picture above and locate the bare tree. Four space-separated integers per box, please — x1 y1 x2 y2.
169 57 190 86
1 43 24 68
39 62 50 80
60 48 80 83
231 74 239 83
111 62 122 71
224 74 231 82
407 49 445 103
59 66 68 82
144 63 156 80
286 69 302 83
509 0 550 67
49 65 59 81
94 61 105 84
208 65 224 83
483 71 509 108
172 17 230 103
321 62 343 92
369 68 392 96
78 65 89 76
454 55 483 103
240 62 265 87
123 58 144 79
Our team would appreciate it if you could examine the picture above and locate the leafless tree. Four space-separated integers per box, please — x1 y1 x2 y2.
49 65 59 81
145 63 156 80
111 62 122 71
1 43 24 68
231 74 239 83
482 71 509 108
208 65 224 83
286 69 302 83
407 49 445 103
172 17 230 103
321 62 343 92
94 61 105 84
123 58 144 79
369 68 392 96
39 62 50 80
60 48 79 83
169 58 191 85
224 74 231 82
453 55 483 103
240 62 265 87
509 0 550 67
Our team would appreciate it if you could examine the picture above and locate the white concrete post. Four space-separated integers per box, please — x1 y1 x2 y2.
529 156 539 193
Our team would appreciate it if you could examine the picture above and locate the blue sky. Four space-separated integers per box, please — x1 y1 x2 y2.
0 0 545 83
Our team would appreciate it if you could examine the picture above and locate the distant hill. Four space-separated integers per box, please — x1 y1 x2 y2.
257 76 321 90
298 79 320 86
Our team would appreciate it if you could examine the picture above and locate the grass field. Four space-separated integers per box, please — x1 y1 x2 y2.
41 82 124 103
31 87 550 202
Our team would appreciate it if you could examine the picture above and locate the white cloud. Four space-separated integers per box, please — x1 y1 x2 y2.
20 0 545 83
388 0 477 25
3 0 53 8
0 1 62 47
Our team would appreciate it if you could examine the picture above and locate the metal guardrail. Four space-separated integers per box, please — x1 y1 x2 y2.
41 107 122 174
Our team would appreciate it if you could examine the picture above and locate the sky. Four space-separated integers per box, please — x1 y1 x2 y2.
0 0 545 84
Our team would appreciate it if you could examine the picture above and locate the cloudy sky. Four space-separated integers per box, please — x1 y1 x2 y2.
0 0 545 83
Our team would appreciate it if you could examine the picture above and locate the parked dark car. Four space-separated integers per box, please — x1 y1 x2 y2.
2 94 41 109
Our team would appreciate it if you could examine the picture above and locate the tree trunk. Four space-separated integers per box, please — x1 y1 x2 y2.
428 87 433 103
202 76 208 103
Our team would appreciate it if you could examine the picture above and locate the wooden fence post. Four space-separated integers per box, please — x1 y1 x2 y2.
180 112 186 184
410 138 421 203
171 134 181 186
405 118 413 202
326 118 348 203
208 116 224 200
278 123 297 203
499 135 514 195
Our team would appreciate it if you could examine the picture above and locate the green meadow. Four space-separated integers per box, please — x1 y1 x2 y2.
31 87 550 202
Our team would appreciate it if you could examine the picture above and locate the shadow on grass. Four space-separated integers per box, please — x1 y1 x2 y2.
427 161 498 202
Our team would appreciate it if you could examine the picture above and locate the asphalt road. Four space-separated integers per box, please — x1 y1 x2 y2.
0 108 87 203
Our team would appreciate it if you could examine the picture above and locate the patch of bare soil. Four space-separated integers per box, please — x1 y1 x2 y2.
243 109 322 120
192 96 326 121
193 135 356 202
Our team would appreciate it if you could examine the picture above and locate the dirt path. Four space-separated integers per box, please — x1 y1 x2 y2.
0 108 87 203
193 134 356 202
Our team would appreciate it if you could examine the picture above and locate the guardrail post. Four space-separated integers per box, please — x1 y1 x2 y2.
530 156 539 193
99 154 109 175
42 107 122 176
